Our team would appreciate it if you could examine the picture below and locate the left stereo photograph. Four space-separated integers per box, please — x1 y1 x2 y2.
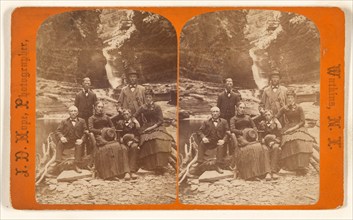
35 9 178 205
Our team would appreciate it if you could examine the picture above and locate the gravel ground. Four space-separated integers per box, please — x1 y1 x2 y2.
36 169 176 205
179 168 319 205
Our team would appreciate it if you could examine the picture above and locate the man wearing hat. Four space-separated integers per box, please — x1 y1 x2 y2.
197 106 229 174
260 70 288 125
117 68 146 115
55 105 88 173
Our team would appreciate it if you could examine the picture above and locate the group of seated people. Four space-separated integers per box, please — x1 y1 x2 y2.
196 75 316 181
54 77 173 181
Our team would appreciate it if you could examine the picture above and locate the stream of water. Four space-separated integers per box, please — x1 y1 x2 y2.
103 48 122 89
249 47 268 90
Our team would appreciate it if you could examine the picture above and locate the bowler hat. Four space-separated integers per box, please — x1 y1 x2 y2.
269 69 281 78
126 67 140 77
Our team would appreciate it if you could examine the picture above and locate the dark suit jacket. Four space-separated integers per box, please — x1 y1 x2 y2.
74 89 98 120
217 90 242 121
56 117 87 142
198 118 229 144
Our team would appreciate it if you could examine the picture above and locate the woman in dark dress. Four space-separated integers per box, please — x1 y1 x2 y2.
134 89 173 174
230 102 271 180
88 101 130 180
276 90 315 175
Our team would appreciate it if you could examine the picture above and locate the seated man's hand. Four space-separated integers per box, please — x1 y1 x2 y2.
60 136 68 143
75 139 83 145
217 139 225 146
202 137 209 143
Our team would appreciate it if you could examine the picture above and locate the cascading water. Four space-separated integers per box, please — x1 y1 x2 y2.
249 47 268 90
102 49 122 89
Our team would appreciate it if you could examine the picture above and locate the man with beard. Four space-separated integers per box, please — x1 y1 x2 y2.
260 70 288 125
217 78 242 124
55 105 88 173
75 77 98 124
74 77 97 155
216 78 242 156
196 106 229 174
117 68 146 115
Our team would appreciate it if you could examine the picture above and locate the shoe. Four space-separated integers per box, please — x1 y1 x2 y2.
265 173 272 181
74 166 82 173
124 173 131 181
215 166 224 174
130 173 138 180
272 173 279 180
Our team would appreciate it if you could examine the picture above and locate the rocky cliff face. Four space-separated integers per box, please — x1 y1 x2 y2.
266 12 320 83
180 10 256 88
37 10 110 88
180 10 320 89
245 10 320 86
37 10 177 89
99 10 177 88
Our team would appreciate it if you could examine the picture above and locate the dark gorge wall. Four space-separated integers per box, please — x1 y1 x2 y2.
180 10 256 88
99 10 177 84
37 10 110 88
180 10 320 89
36 10 318 89
37 10 177 88
245 10 320 85
266 12 320 83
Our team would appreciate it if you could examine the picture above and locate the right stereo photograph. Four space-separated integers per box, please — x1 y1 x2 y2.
178 9 320 205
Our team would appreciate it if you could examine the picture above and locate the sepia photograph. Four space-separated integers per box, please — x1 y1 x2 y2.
178 9 320 205
35 9 177 205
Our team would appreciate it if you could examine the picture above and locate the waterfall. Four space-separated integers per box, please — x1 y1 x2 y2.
102 48 122 89
249 47 268 90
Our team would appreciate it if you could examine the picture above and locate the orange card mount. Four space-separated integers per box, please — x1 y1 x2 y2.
10 7 344 209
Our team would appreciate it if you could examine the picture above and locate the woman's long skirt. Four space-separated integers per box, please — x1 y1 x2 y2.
280 127 314 171
94 141 130 179
139 139 171 171
139 127 173 171
237 141 271 180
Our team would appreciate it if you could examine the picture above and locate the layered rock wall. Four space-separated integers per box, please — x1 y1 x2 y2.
245 10 320 85
180 10 256 88
37 10 110 88
180 10 320 89
37 10 177 89
99 10 177 87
